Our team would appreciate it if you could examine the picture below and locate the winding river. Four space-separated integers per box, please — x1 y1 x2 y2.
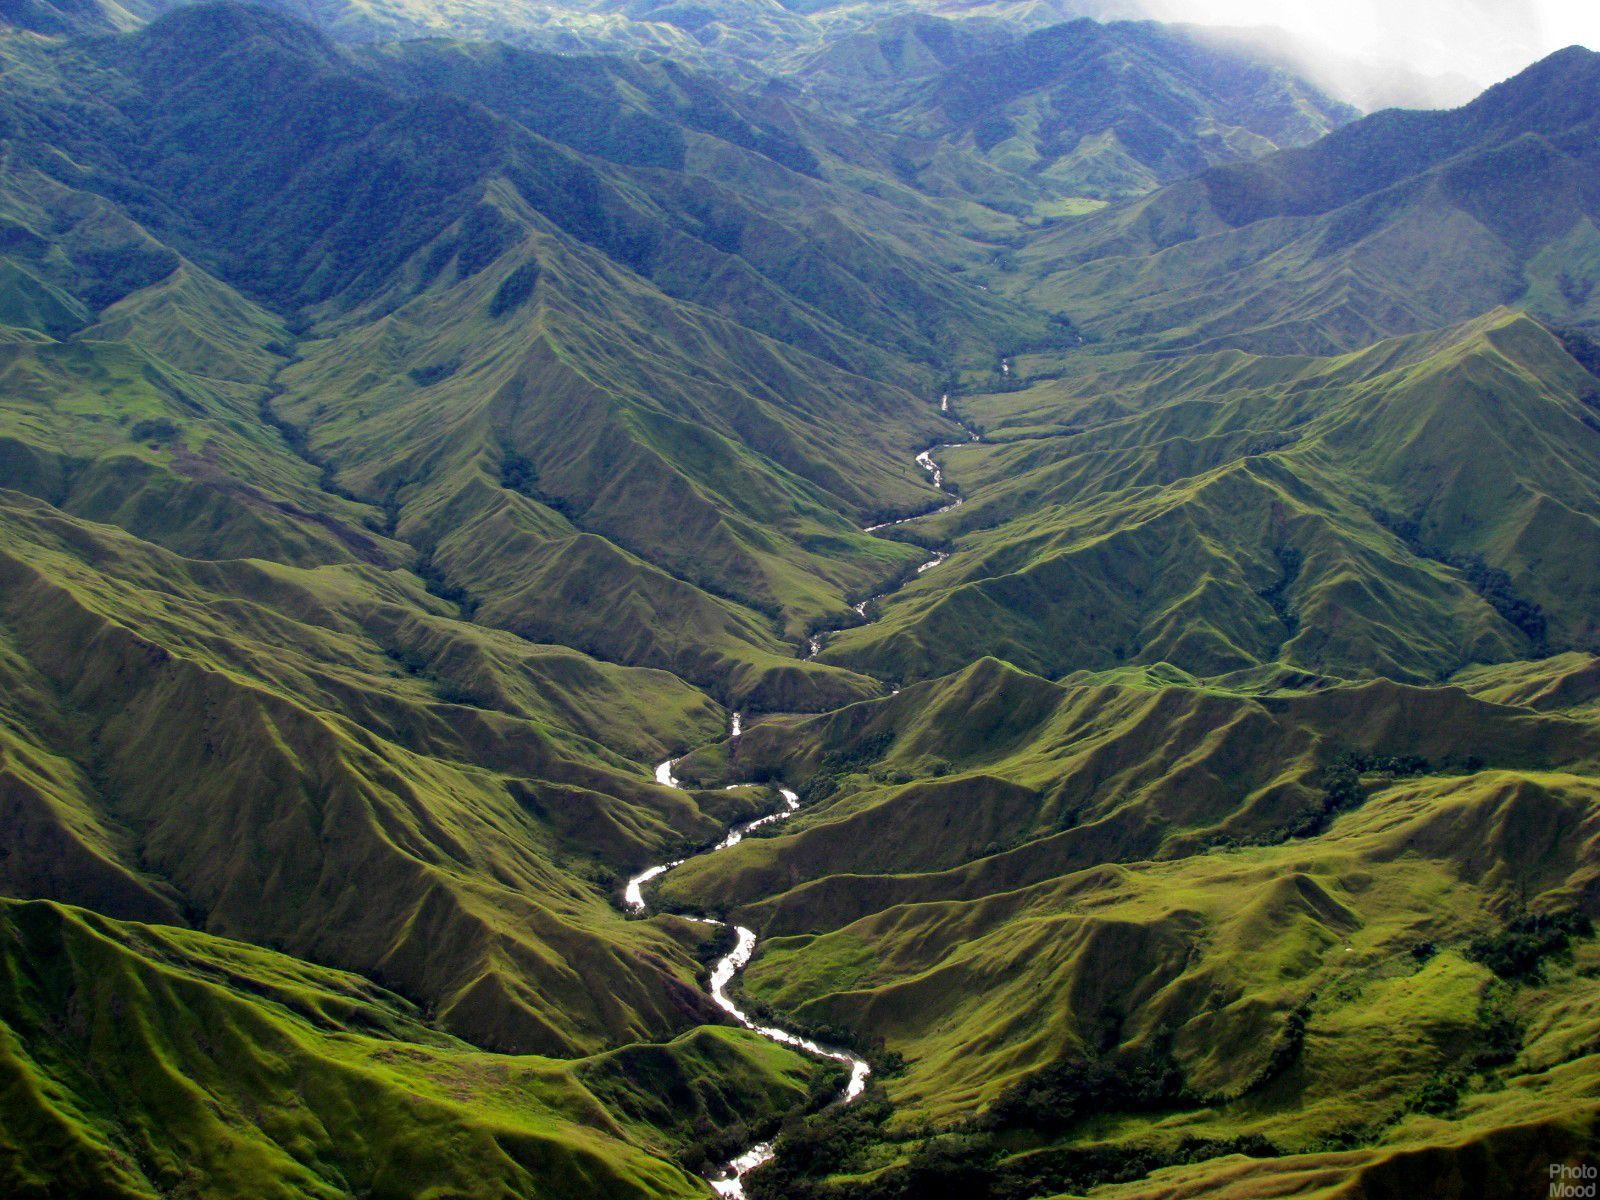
622 398 975 1197
626 747 870 1196
804 400 978 659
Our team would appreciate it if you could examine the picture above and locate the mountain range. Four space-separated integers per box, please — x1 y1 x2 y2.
0 2 1597 1198
800 17 1355 201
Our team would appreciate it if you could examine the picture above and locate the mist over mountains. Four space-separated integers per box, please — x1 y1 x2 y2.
0 0 1596 1198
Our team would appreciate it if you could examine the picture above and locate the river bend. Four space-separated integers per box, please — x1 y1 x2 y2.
621 398 973 1195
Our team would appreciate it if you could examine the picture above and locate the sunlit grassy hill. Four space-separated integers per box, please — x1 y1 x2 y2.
0 6 1046 1187
664 658 1600 1196
0 2 1068 705
816 312 1600 685
1 5 1599 1199
0 897 827 1199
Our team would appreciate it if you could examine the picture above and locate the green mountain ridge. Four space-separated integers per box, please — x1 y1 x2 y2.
665 658 1600 1194
1016 46 1600 353
0 896 824 1199
802 17 1355 202
0 1 1056 705
0 6 1597 1200
812 311 1600 686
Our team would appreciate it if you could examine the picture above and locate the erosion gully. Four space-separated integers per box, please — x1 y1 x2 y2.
622 397 977 1197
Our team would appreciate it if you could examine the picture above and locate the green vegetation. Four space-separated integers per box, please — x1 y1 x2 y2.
808 18 1354 202
1015 48 1600 354
0 898 824 1199
1468 911 1595 981
1 5 1599 1198
814 312 1600 686
665 656 1600 1192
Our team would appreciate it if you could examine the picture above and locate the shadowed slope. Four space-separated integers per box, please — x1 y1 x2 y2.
819 18 1353 202
0 897 825 1200
1018 47 1600 354
0 3 1060 701
0 489 770 1054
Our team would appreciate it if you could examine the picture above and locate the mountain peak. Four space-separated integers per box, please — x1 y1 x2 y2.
1467 42 1600 122
138 2 341 67
5 4 1600 1200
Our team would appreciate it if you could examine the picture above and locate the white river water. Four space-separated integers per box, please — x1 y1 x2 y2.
624 761 867 1197
621 398 976 1195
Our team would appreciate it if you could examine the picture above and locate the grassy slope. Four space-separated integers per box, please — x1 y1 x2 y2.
0 897 824 1200
644 51 1600 1198
0 137 787 1060
0 489 778 1054
1013 48 1600 355
837 18 1354 203
666 657 1600 931
663 660 1600 1195
0 10 1057 1191
278 211 934 706
12 2 1059 705
2 9 1600 1200
815 312 1600 685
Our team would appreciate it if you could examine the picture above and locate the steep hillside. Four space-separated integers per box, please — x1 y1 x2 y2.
808 313 1600 685
0 898 828 1199
2 4 1599 1200
0 6 1037 1187
662 661 1600 1196
0 486 784 1054
0 3 1068 703
1018 46 1600 353
805 18 1354 201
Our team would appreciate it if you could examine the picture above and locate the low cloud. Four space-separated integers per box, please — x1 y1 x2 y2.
1122 0 1597 92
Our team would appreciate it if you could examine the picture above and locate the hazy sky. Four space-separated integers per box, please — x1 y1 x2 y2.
1137 0 1600 87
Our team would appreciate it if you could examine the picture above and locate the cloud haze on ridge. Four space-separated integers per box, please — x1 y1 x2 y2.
1133 0 1599 88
